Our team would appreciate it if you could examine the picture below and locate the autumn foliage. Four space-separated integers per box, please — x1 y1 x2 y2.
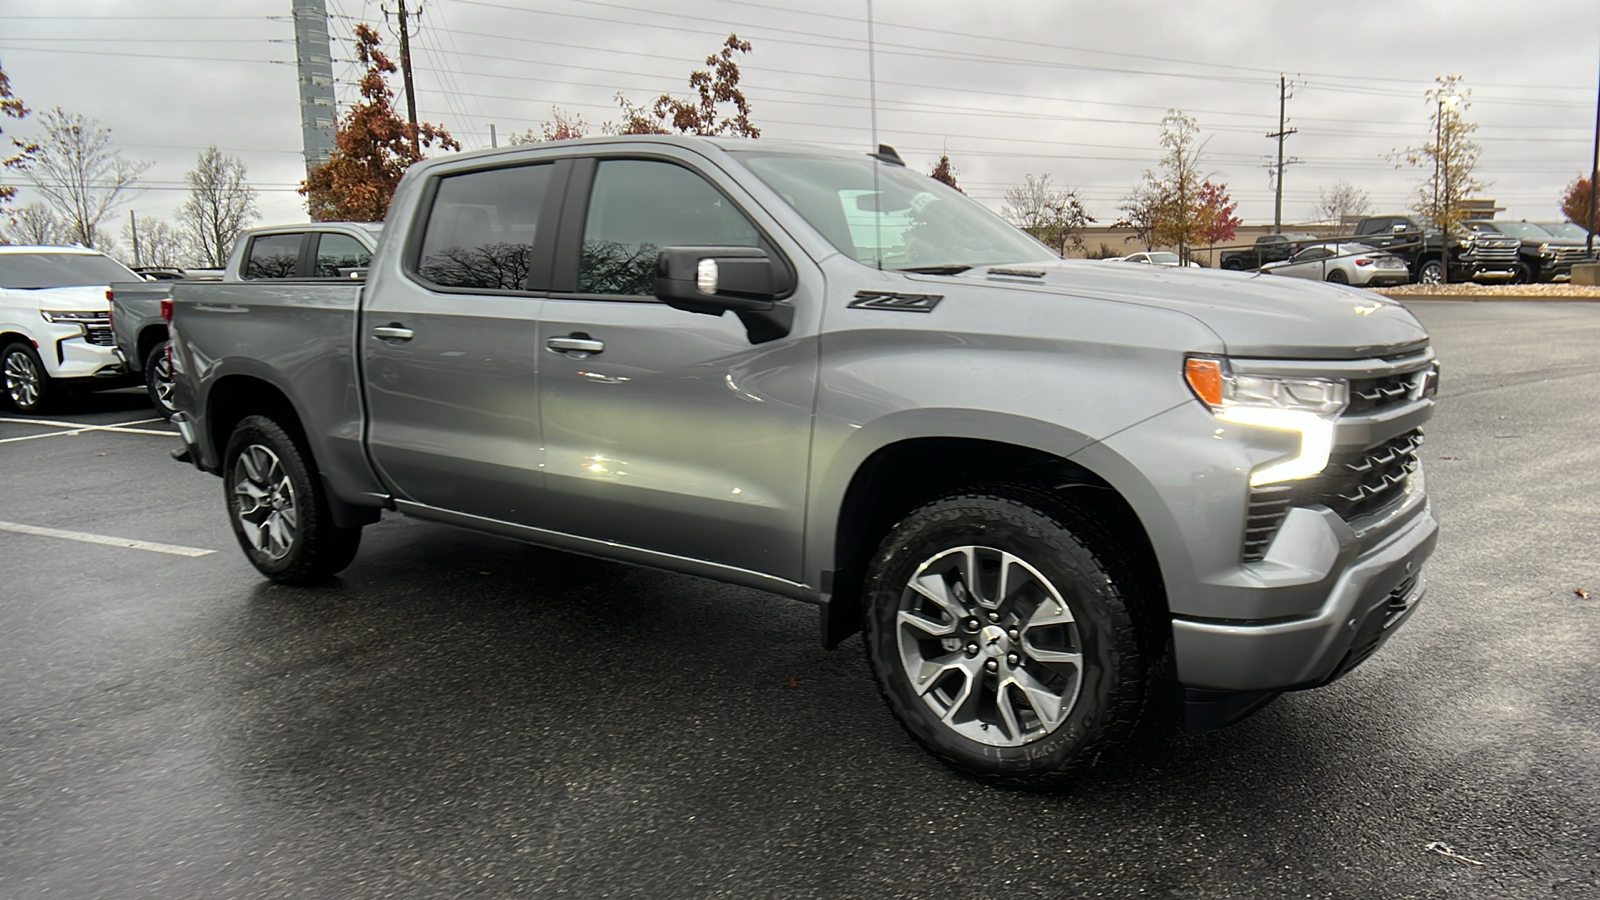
929 154 963 193
616 35 759 137
1560 174 1599 233
2 62 38 212
300 24 458 222
1195 181 1241 247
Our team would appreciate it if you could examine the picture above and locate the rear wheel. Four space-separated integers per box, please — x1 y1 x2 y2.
1221 259 1243 271
2 341 53 413
224 415 362 584
863 487 1150 787
1325 268 1349 284
1416 259 1445 285
145 341 176 420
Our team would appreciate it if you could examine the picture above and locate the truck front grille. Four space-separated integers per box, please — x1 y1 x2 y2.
1241 429 1423 561
83 316 115 345
1347 370 1422 415
1310 428 1424 520
1470 241 1519 264
1552 246 1589 265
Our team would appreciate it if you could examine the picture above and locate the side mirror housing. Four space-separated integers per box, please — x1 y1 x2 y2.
655 246 795 343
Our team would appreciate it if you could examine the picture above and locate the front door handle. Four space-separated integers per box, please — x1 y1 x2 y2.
373 324 414 341
546 334 604 355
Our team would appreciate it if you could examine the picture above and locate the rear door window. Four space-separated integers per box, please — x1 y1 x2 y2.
244 233 305 279
312 233 371 277
416 163 553 291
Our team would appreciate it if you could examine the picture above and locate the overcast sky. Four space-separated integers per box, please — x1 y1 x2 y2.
2 0 1598 242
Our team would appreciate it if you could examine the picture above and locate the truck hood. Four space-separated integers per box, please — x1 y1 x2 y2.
953 260 1430 359
14 285 113 313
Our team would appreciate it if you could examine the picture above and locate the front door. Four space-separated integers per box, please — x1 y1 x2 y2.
363 160 563 523
534 155 818 582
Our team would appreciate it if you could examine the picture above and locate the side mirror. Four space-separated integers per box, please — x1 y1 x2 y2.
655 246 795 344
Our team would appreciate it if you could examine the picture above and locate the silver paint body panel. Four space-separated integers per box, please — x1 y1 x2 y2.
167 135 1437 693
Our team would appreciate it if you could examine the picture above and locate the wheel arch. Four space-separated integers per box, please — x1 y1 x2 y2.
134 323 170 369
818 433 1166 649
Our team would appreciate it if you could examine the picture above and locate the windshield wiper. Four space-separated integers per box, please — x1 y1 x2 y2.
895 264 974 275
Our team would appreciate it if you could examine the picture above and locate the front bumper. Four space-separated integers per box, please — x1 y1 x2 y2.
1171 504 1437 691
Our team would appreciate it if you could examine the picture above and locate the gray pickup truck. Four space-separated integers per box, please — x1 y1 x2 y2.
165 136 1439 785
111 222 378 417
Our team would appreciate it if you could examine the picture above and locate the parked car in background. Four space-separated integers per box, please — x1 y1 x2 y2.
1351 214 1519 284
1 245 139 412
1260 242 1411 287
1117 251 1200 267
1219 233 1322 271
111 222 380 419
132 265 226 282
1464 220 1587 283
1534 221 1595 244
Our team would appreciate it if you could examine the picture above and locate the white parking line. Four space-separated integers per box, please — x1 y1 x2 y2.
0 416 178 444
0 520 216 557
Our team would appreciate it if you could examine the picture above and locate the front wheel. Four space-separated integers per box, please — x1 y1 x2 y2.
2 341 53 413
863 488 1149 786
145 341 177 420
224 415 362 584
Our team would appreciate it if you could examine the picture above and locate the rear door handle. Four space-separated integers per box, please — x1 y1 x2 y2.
373 324 414 341
546 335 604 355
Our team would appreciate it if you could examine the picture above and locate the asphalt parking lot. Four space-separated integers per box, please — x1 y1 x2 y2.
3 301 1598 899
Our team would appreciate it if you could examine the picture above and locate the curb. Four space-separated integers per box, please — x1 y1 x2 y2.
1377 294 1600 302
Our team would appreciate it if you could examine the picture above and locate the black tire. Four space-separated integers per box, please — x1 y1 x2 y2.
1325 268 1349 284
223 415 362 585
145 341 177 421
863 486 1150 787
2 341 54 413
1415 259 1445 285
1512 263 1534 285
1221 259 1243 271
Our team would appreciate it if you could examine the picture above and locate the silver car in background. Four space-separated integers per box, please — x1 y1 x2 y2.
1260 242 1410 286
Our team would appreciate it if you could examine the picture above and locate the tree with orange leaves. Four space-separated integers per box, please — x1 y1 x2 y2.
300 24 458 222
616 34 759 137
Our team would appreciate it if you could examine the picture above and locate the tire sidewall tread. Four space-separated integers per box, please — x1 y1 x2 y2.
862 486 1150 788
223 415 360 585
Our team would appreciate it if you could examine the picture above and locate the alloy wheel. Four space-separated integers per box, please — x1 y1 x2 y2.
232 443 299 560
895 545 1084 747
4 349 41 409
151 352 176 414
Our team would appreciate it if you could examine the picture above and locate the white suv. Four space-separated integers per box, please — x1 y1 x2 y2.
0 245 139 412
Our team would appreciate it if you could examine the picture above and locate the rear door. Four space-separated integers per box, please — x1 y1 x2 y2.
532 152 819 581
361 159 566 522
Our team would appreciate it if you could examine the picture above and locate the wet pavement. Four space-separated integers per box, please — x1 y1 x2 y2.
3 302 1598 899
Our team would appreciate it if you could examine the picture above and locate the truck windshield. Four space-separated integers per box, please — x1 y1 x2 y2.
0 251 138 289
735 152 1053 271
1539 222 1591 241
1485 222 1552 240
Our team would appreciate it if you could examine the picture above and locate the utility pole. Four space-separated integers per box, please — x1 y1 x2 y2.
1589 26 1599 259
291 0 337 179
489 124 497 148
1266 75 1298 234
129 210 141 267
394 0 421 157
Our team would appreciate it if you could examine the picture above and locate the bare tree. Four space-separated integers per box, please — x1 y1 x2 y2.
122 216 188 268
1 202 65 244
1313 181 1373 227
178 146 258 267
22 108 151 249
1002 173 1093 253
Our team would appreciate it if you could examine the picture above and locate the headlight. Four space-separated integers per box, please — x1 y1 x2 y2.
1185 357 1347 485
1539 243 1553 257
41 310 103 325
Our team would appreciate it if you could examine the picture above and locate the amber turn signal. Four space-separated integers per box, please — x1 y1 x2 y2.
1185 357 1224 408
